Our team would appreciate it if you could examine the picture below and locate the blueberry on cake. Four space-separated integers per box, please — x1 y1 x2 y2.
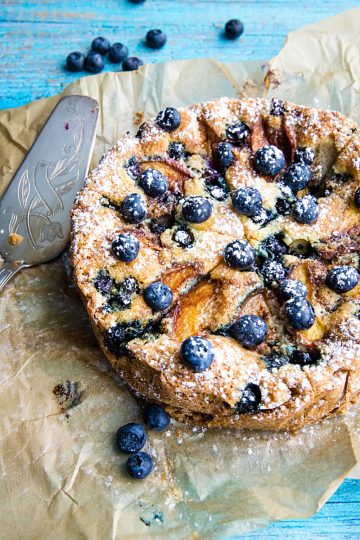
71 98 360 431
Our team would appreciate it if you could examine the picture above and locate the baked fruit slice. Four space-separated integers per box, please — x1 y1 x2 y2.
71 98 360 431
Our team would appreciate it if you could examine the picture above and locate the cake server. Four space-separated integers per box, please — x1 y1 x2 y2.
0 94 98 291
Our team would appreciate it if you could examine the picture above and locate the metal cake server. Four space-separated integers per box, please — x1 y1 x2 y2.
0 95 98 291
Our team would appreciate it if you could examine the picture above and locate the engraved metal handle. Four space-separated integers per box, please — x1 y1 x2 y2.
0 260 26 291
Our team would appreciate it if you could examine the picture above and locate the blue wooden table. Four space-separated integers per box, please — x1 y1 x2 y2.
0 1 359 538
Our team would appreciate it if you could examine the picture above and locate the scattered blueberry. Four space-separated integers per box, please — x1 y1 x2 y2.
261 260 288 287
232 187 262 216
289 349 316 366
224 239 255 270
355 187 360 208
168 142 186 160
139 169 168 197
126 452 153 479
66 51 85 72
282 163 312 192
278 279 307 301
91 36 110 55
180 336 215 372
253 145 285 176
259 234 288 260
225 121 250 145
235 383 261 413
109 43 129 63
120 193 147 224
116 423 147 453
285 297 316 330
144 404 170 431
269 98 285 116
156 107 181 132
144 282 173 311
146 29 167 49
294 147 315 166
112 233 140 263
182 196 212 223
123 57 144 71
224 19 244 39
94 269 113 295
325 265 359 294
85 51 104 73
292 195 319 224
263 354 288 370
173 228 195 248
213 142 234 170
231 315 268 348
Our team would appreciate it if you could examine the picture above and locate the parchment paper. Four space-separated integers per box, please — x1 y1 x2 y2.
1 8 360 539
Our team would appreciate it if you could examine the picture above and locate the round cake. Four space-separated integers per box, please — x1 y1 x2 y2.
71 97 360 431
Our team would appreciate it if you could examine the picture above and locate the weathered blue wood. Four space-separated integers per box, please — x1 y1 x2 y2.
1 1 359 537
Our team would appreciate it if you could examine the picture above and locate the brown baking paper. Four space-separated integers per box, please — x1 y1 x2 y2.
1 8 360 539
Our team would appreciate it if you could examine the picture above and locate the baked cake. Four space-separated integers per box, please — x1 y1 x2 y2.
71 98 360 431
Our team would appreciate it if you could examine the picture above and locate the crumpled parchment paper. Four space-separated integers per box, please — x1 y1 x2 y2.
1 8 360 540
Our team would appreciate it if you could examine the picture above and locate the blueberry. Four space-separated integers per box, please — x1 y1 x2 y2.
111 233 140 262
225 121 250 145
355 187 360 208
294 147 315 166
253 145 285 176
180 336 215 372
276 197 292 216
289 350 316 366
168 142 186 159
224 19 244 39
144 282 173 311
121 276 139 295
144 404 170 431
231 315 268 348
123 57 144 71
251 207 275 227
232 187 262 216
292 195 319 224
235 383 261 413
126 452 153 479
182 196 212 223
94 269 113 295
156 107 181 132
120 193 147 224
91 36 110 55
85 51 104 73
259 234 288 260
129 0 146 3
325 265 359 294
204 171 229 201
109 43 129 63
263 354 289 370
173 228 195 248
104 320 147 356
261 260 288 286
146 29 167 49
149 214 174 234
139 169 168 197
269 98 285 117
285 297 316 330
213 142 234 170
224 239 255 270
278 279 307 301
282 163 312 192
116 423 146 453
66 51 85 72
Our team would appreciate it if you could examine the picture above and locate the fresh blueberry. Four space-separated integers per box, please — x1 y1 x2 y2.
224 239 255 270
355 187 360 208
182 196 212 223
278 279 307 301
275 197 292 216
232 187 262 216
285 297 316 330
144 282 173 311
156 107 181 132
180 336 215 372
225 121 250 145
269 98 285 117
259 234 288 260
325 265 359 294
282 163 312 192
235 383 261 413
253 145 285 176
66 51 85 72
116 423 147 453
122 57 144 71
109 43 129 63
204 170 229 201
289 350 316 366
263 354 289 370
111 233 140 262
294 147 315 166
168 142 186 159
144 404 170 431
173 228 195 248
94 269 113 295
126 452 153 479
231 315 268 348
224 19 244 39
292 195 319 224
139 169 168 197
261 260 288 287
213 142 234 170
120 193 147 224
146 29 167 49
91 36 110 55
85 51 104 73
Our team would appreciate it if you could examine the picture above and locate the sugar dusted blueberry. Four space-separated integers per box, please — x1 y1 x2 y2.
111 233 140 262
235 383 261 413
204 171 229 201
232 187 262 216
173 228 195 248
224 19 244 39
292 195 319 224
144 282 173 311
224 239 255 270
289 350 316 366
278 279 307 301
120 193 147 223
126 452 153 479
259 234 288 260
146 29 167 49
282 162 312 192
213 142 234 170
225 121 250 145
261 260 288 287
139 169 168 197
325 265 359 294
269 98 285 117
231 315 268 348
116 423 146 453
253 145 285 176
285 297 316 330
263 354 289 370
144 404 170 431
294 147 315 166
156 107 181 132
168 142 186 159
182 196 212 223
180 336 215 372
94 269 113 295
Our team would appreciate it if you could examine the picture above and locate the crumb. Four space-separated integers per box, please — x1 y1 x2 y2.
134 111 145 126
8 232 24 246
